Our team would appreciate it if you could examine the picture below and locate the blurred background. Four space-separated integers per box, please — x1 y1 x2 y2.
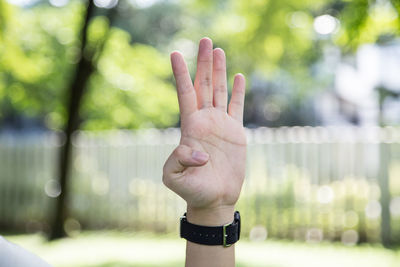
1 0 400 266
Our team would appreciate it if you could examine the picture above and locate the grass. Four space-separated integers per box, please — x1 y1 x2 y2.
4 231 400 267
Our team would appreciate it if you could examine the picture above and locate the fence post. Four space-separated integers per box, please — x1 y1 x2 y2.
379 142 391 247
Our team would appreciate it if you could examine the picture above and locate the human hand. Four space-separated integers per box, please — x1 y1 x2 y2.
163 38 246 225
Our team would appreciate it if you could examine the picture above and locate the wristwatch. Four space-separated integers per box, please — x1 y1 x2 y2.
180 211 241 247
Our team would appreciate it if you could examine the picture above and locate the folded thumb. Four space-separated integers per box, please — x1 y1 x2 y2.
163 144 209 175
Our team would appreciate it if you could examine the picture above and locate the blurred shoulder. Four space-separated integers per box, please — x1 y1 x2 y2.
0 235 52 267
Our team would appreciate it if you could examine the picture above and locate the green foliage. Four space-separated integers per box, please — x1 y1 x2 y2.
0 1 83 126
0 1 179 130
82 24 179 129
337 0 400 50
0 0 399 129
177 0 326 83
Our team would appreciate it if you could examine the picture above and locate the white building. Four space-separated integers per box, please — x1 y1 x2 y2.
317 40 400 126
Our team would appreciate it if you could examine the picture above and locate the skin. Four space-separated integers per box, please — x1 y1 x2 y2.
163 37 246 267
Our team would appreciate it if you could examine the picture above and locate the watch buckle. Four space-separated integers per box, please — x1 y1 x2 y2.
223 223 231 247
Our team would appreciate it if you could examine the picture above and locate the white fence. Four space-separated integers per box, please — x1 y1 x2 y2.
0 127 399 245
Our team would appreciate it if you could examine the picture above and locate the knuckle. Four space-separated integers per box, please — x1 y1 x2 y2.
230 99 242 106
179 87 194 96
234 87 245 95
214 84 226 93
201 100 213 108
174 145 189 159
214 65 225 72
199 76 212 88
178 82 194 96
162 174 170 187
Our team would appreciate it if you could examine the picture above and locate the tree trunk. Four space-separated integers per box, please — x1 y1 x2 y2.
49 0 96 240
379 142 391 247
377 87 392 248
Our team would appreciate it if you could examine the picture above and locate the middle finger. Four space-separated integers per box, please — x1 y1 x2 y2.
194 37 213 109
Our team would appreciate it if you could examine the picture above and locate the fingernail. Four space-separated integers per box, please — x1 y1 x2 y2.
192 151 209 162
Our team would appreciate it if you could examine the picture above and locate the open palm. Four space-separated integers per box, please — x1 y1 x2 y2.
163 38 246 217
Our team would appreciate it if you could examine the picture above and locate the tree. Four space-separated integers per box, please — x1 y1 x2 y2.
0 0 179 131
49 0 97 240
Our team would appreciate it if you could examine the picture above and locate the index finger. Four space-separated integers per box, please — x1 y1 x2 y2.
171 51 197 120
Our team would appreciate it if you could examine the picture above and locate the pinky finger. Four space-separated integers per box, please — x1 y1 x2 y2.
228 73 246 123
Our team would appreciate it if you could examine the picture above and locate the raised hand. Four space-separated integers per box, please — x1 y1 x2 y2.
163 37 246 226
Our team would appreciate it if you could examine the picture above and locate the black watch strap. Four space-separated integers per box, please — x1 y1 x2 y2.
180 211 241 247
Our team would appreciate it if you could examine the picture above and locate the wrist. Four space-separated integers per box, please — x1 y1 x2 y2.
186 205 235 226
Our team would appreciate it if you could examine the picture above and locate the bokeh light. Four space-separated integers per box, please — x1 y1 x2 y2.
91 175 109 196
390 197 400 217
49 0 69 7
94 0 118 9
249 226 268 242
64 218 81 237
317 185 334 204
341 230 359 246
306 228 323 243
313 14 339 35
44 179 62 198
365 200 382 219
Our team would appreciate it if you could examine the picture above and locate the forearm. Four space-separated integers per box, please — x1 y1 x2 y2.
186 241 235 267
184 206 236 267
